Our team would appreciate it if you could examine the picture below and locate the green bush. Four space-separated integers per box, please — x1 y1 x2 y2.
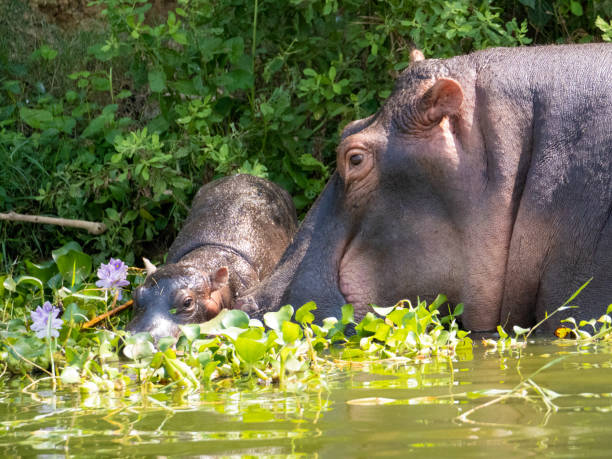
498 0 612 43
0 0 607 266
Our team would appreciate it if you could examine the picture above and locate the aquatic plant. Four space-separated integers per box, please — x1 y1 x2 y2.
30 301 63 339
95 258 130 300
3 243 612 400
0 244 473 393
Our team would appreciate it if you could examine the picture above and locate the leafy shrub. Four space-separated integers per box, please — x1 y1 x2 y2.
498 0 612 43
1 0 607 266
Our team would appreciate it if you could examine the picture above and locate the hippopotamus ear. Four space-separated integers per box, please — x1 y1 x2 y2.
420 78 463 126
211 267 229 290
410 48 425 63
142 257 157 276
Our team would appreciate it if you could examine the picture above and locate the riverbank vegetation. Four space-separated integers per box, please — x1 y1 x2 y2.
1 0 610 266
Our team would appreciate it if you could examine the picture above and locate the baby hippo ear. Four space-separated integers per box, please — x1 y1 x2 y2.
211 267 229 290
142 257 157 276
420 78 463 126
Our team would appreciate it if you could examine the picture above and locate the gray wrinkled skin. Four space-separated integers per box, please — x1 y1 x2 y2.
237 44 612 333
127 174 297 340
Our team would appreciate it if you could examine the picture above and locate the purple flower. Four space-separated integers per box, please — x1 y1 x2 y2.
30 301 63 339
95 258 130 300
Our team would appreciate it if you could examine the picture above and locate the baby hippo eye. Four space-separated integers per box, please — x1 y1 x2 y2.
349 153 363 166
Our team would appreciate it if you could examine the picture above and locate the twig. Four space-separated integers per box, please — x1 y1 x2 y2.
82 300 133 328
0 211 107 235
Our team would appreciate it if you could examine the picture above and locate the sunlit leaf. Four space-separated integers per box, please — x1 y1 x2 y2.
264 304 294 331
281 321 302 343
295 301 316 325
235 337 267 365
221 310 250 329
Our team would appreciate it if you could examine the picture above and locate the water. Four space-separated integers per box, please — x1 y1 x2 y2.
2 340 612 457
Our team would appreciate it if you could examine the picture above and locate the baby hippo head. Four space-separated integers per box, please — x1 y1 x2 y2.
126 259 230 341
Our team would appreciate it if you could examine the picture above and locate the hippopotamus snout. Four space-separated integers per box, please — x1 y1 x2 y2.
127 284 181 340
127 265 230 341
127 302 181 341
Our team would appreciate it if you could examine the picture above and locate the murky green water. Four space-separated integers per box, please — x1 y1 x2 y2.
3 340 612 457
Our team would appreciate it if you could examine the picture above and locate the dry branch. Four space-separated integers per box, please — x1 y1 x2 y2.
82 300 133 328
0 211 107 235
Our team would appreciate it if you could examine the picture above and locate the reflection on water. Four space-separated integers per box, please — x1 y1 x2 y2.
2 340 612 456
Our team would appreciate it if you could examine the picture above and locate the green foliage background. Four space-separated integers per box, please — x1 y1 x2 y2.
0 0 610 268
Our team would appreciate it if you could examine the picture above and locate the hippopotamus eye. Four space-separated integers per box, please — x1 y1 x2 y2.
183 297 194 309
349 153 363 166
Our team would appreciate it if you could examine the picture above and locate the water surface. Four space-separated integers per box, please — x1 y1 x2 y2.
2 340 612 457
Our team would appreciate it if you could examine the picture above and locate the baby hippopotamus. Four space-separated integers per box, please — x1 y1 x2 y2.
126 174 298 340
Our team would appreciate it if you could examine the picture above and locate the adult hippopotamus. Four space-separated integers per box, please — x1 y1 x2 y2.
127 174 297 340
237 44 612 333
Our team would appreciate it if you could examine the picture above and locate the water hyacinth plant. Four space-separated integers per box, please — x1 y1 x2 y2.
30 301 63 339
95 258 130 300
5 244 612 399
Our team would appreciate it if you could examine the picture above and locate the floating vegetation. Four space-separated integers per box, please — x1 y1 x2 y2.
1 292 472 395
2 243 611 406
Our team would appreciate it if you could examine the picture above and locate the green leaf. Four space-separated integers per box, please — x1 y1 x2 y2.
297 154 327 172
234 337 267 364
20 108 53 130
81 114 110 138
172 32 188 45
263 304 294 331
570 1 583 16
341 304 354 324
91 76 111 92
3 276 16 292
15 275 43 292
117 89 132 99
62 303 87 324
37 45 58 61
428 294 447 312
387 308 408 327
148 69 166 93
373 322 391 341
139 208 155 221
356 313 386 337
105 208 120 222
216 69 253 91
259 102 274 118
496 325 509 340
561 278 592 307
371 305 395 317
51 242 92 288
281 321 302 343
179 324 201 342
513 325 531 336
295 301 317 325
328 66 336 81
221 309 250 329
123 333 155 361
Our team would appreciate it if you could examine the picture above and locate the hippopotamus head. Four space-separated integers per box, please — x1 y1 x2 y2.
239 44 612 332
127 259 230 341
